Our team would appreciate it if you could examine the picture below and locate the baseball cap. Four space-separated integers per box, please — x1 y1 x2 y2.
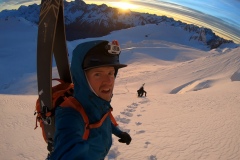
83 40 127 70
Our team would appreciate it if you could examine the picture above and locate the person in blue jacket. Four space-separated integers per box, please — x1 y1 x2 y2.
50 40 131 160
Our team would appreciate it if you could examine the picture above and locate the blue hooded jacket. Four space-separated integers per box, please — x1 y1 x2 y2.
50 40 123 160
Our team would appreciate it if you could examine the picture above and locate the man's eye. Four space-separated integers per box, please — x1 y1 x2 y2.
94 73 100 77
109 71 115 76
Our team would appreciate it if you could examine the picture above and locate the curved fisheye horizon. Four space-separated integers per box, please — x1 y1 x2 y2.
0 0 239 44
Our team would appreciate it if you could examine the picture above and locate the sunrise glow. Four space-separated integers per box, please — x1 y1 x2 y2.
109 2 138 10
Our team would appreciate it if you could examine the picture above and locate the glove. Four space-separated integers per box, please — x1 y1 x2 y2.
118 132 132 145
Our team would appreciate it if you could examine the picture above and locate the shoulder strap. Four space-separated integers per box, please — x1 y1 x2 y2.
60 97 118 140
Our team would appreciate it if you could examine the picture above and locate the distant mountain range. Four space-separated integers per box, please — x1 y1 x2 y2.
0 0 235 49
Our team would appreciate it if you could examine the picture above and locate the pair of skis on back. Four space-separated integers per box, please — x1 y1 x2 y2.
36 0 71 152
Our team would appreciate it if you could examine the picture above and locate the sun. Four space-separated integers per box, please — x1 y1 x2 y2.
110 2 138 10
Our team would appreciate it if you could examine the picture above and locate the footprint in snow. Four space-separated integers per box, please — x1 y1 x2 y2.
127 104 138 109
120 111 133 117
125 108 136 112
135 122 142 126
132 102 138 106
115 115 130 124
107 147 120 159
148 155 157 160
144 141 151 148
136 130 145 134
139 99 149 104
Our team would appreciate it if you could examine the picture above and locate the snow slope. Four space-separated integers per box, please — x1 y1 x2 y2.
0 17 240 160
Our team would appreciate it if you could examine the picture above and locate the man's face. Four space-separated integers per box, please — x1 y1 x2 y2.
85 66 115 101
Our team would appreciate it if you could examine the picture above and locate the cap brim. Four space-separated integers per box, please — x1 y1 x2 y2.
84 64 127 70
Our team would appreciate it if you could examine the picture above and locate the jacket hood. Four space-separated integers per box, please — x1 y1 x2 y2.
71 40 112 113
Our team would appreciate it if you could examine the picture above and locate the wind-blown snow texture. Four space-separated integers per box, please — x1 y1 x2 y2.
0 17 240 160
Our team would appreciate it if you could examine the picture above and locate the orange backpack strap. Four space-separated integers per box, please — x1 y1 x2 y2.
109 111 118 126
60 97 90 140
60 97 118 140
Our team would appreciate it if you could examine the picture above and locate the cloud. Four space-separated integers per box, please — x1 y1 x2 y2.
0 0 40 11
1 0 32 5
15 0 36 5
131 0 240 43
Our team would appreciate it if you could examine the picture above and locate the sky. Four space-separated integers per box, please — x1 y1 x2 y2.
0 0 239 44
1 16 240 159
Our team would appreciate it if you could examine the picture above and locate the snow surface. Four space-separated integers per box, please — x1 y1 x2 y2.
0 17 240 160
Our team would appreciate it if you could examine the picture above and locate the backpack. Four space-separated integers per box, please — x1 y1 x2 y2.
34 79 118 153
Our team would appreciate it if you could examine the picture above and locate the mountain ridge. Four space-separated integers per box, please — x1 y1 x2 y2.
0 0 236 49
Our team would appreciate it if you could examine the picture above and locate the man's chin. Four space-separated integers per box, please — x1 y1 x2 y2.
100 95 112 102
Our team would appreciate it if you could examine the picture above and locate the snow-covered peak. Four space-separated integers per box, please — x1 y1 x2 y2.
0 0 236 49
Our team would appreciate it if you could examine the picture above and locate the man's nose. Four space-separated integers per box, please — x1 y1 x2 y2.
103 75 114 83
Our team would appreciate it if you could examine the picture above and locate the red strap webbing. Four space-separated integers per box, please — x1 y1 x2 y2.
109 112 118 126
60 97 118 140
